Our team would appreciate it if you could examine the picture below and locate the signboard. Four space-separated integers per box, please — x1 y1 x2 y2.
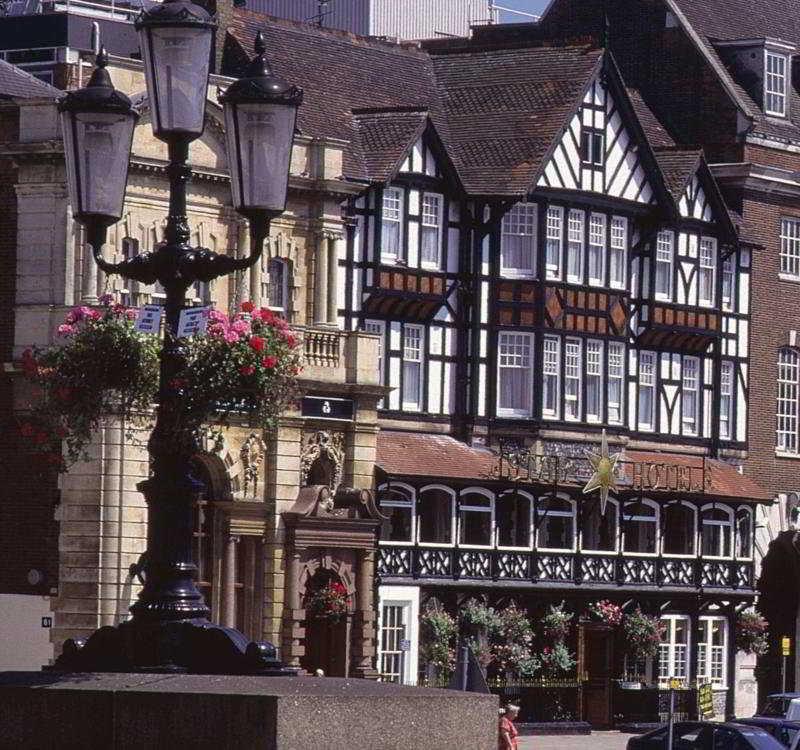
177 306 210 338
41 616 52 628
135 304 162 334
301 396 354 421
783 636 792 657
698 682 714 719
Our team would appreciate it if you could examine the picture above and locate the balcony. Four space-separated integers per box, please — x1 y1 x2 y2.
297 326 380 387
637 303 720 353
362 265 448 321
377 545 754 593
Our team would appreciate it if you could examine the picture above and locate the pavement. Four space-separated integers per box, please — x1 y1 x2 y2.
518 731 635 749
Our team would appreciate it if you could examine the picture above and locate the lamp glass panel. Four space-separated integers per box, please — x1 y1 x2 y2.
141 26 211 135
225 101 296 212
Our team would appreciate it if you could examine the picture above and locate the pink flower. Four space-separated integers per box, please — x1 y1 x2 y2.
224 331 241 344
208 323 226 339
261 355 277 369
208 309 228 324
99 293 114 306
125 308 137 321
64 310 78 325
57 324 75 336
78 306 93 320
231 319 251 335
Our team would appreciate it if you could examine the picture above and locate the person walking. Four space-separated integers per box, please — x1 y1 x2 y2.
498 704 520 750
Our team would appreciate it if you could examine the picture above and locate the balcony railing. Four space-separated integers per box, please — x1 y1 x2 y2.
302 327 342 368
377 545 755 591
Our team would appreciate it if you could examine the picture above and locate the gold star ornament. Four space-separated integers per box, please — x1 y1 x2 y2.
583 429 622 515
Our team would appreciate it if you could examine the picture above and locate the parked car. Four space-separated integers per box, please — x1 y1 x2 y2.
757 694 800 721
736 718 800 747
626 721 784 749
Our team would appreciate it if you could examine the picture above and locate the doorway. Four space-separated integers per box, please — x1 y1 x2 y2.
581 625 614 727
300 569 351 677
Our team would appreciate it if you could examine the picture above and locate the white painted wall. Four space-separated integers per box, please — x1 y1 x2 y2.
0 594 54 670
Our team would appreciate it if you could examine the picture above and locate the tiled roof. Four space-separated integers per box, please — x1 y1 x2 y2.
627 87 675 149
0 59 61 100
653 148 702 202
352 108 429 182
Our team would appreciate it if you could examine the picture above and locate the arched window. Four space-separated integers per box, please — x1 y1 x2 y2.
536 495 576 551
580 498 618 552
458 489 494 547
777 348 800 453
701 505 733 558
623 500 659 554
262 256 289 315
417 485 454 545
497 490 532 549
735 507 753 559
662 502 696 556
377 483 415 544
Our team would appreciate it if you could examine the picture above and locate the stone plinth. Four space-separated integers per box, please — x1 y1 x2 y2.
0 672 497 750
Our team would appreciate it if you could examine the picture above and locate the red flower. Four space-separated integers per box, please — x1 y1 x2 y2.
241 301 255 313
55 426 69 438
261 355 277 369
34 432 49 445
283 333 297 349
257 308 276 325
56 386 72 401
240 365 255 376
19 423 35 437
169 378 188 389
249 336 266 352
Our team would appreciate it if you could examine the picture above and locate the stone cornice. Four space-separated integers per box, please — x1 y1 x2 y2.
710 161 800 198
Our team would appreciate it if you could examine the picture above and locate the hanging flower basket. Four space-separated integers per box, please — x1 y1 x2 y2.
305 581 350 622
736 610 769 656
586 600 623 627
623 608 665 662
420 606 457 679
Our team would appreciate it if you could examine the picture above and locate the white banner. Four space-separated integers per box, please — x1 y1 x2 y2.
135 304 162 334
177 306 210 338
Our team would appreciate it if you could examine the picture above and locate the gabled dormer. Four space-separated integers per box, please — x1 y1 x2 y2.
714 38 797 119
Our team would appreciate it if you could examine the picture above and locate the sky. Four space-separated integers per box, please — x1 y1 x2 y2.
495 0 550 21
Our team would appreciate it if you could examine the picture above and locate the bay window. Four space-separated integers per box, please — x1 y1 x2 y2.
588 213 606 286
567 209 584 283
497 490 532 549
542 335 560 419
777 348 799 453
497 332 533 417
564 338 582 421
638 351 656 431
608 342 624 425
545 205 564 280
655 231 674 300
720 361 733 440
418 486 454 545
623 500 658 554
500 202 537 278
765 51 787 117
402 325 423 411
701 506 733 558
698 617 727 687
662 502 696 556
381 187 403 260
420 192 442 268
659 615 690 682
377 484 414 543
682 357 699 436
537 495 576 551
586 339 603 423
698 237 716 306
458 490 494 547
609 216 627 289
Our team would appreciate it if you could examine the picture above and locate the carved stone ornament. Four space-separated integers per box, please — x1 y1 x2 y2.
300 431 344 491
240 433 266 496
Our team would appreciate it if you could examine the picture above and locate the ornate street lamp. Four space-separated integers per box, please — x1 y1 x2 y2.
55 22 303 674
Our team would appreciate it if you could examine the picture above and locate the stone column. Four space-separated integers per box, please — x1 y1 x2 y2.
351 548 379 679
313 233 329 326
281 549 304 667
326 234 340 326
222 534 239 629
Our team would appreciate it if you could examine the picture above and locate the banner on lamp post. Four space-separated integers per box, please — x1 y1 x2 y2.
135 304 162 334
177 306 210 338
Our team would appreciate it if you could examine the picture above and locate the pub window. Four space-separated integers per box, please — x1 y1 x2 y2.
722 256 735 310
655 230 674 301
698 616 728 687
566 209 584 283
263 257 288 315
586 339 603 424
698 237 716 307
542 335 560 419
545 205 564 281
417 485 454 545
587 213 606 287
701 505 733 558
609 216 627 290
458 489 494 547
564 338 582 421
500 202 537 278
381 187 404 261
662 502 696 556
638 351 657 432
720 361 734 440
681 357 700 437
497 332 534 418
608 342 625 425
377 484 415 544
536 495 576 551
420 192 442 269
735 507 753 559
402 325 423 411
777 348 799 453
497 490 532 549
765 51 787 117
780 218 800 278
659 615 690 682
580 498 618 552
623 500 658 555
581 128 604 167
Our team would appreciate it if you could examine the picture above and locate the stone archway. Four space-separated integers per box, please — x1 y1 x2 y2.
300 567 352 677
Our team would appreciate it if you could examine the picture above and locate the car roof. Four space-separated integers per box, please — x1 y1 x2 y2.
767 693 800 699
741 718 800 727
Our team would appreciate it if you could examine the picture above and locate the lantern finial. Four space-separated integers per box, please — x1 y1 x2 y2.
255 30 266 57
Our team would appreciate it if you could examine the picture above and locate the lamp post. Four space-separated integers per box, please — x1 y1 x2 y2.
55 3 303 673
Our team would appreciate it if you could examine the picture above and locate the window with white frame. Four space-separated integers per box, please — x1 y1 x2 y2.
780 218 800 278
586 339 603 423
663 502 696 556
697 617 727 687
564 338 582 421
545 205 564 280
417 486 454 544
682 357 700 436
736 507 753 559
500 202 537 278
698 237 716 307
497 491 532 549
655 231 674 300
609 216 627 289
608 342 625 425
623 500 658 554
537 496 576 551
581 499 618 552
765 51 788 117
263 257 288 314
381 187 403 260
722 256 735 310
497 332 533 417
701 506 733 558
720 361 734 440
542 335 560 419
588 213 606 286
420 192 442 268
777 348 800 453
402 325 423 411
364 320 385 385
659 615 690 682
459 490 493 547
379 602 410 684
638 351 657 431
566 209 584 283
377 484 414 543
